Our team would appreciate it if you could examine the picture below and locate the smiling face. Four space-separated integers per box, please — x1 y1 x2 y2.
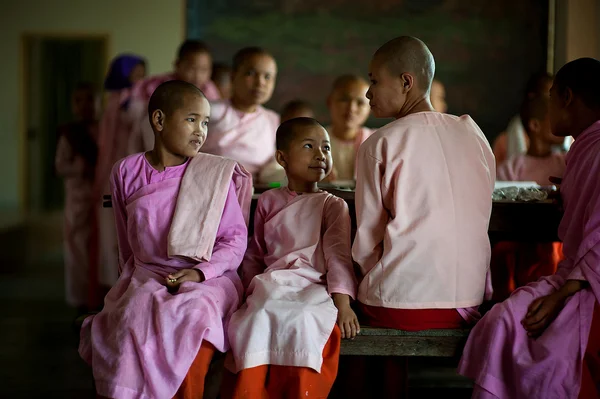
152 92 211 159
231 53 277 108
366 57 407 119
277 124 333 185
328 79 370 135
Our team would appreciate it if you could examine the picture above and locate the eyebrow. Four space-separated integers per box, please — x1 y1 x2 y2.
302 138 330 143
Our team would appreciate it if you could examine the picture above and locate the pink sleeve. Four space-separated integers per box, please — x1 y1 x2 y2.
110 161 133 274
323 197 357 299
194 180 248 281
352 148 387 277
240 197 268 290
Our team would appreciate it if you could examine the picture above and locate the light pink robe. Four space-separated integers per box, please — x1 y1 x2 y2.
127 74 221 152
201 100 280 177
352 112 495 310
328 126 374 181
55 132 96 307
228 188 357 372
459 121 600 399
79 153 247 399
497 152 566 186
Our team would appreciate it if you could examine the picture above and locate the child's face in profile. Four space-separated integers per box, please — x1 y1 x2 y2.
158 93 211 158
537 112 565 146
367 59 407 119
328 81 370 134
232 54 277 106
279 125 333 184
549 84 570 138
129 63 146 85
175 52 212 89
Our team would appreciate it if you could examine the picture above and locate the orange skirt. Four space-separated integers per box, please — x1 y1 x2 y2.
358 302 467 331
221 324 341 399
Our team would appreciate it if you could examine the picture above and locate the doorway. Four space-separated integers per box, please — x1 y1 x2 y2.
22 34 108 212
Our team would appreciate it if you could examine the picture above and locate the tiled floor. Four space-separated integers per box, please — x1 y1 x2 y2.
0 213 473 398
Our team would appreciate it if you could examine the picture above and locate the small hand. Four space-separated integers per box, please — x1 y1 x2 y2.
332 294 360 339
522 292 565 338
166 269 205 290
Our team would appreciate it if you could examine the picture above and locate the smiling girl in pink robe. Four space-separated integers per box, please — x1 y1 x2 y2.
79 81 250 399
222 118 358 399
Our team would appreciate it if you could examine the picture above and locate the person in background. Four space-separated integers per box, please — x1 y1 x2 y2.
430 79 448 113
55 82 99 313
326 74 373 181
212 62 232 100
281 99 315 122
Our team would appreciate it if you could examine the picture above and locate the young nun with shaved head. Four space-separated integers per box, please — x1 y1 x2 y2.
343 36 495 396
79 80 252 399
460 58 600 399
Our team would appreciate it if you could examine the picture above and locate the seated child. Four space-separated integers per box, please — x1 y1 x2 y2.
430 79 448 113
79 80 251 399
349 36 494 397
222 117 359 399
281 99 315 122
212 62 232 99
459 57 600 399
201 47 280 180
492 94 566 300
326 75 373 181
55 82 99 310
128 40 221 152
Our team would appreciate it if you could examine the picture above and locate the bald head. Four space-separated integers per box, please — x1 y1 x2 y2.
373 36 435 92
148 80 206 122
276 117 325 151
331 74 368 92
554 58 600 110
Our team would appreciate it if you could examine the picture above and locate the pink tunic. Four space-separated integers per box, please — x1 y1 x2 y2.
497 152 566 186
55 129 97 307
328 126 374 181
352 112 495 309
79 153 247 399
201 100 280 177
459 121 600 399
228 188 357 372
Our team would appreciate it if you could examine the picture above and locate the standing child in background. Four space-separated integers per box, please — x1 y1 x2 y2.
492 95 566 300
202 47 280 180
430 79 448 113
326 75 373 181
129 40 221 152
222 118 358 399
55 83 99 312
211 63 232 99
89 54 146 307
281 99 315 122
80 81 251 399
350 36 494 397
459 58 600 399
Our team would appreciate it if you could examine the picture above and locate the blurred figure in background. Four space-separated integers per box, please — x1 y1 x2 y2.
212 62 233 100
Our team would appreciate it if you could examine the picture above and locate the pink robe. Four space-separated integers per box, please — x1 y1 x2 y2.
127 74 221 152
79 153 247 399
459 121 600 398
55 130 97 308
497 152 566 186
201 100 280 177
352 112 495 310
228 188 357 372
328 126 374 181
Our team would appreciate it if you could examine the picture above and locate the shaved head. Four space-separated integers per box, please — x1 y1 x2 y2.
276 117 325 151
554 58 600 109
373 36 435 92
148 80 206 120
331 74 369 92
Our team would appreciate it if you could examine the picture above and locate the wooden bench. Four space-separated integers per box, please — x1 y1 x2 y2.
340 327 470 357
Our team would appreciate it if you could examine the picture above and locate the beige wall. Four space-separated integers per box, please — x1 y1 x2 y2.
555 0 600 70
0 0 184 211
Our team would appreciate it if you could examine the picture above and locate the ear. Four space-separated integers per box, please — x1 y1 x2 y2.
563 87 574 107
528 118 541 134
151 109 165 132
400 73 414 92
275 150 287 169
